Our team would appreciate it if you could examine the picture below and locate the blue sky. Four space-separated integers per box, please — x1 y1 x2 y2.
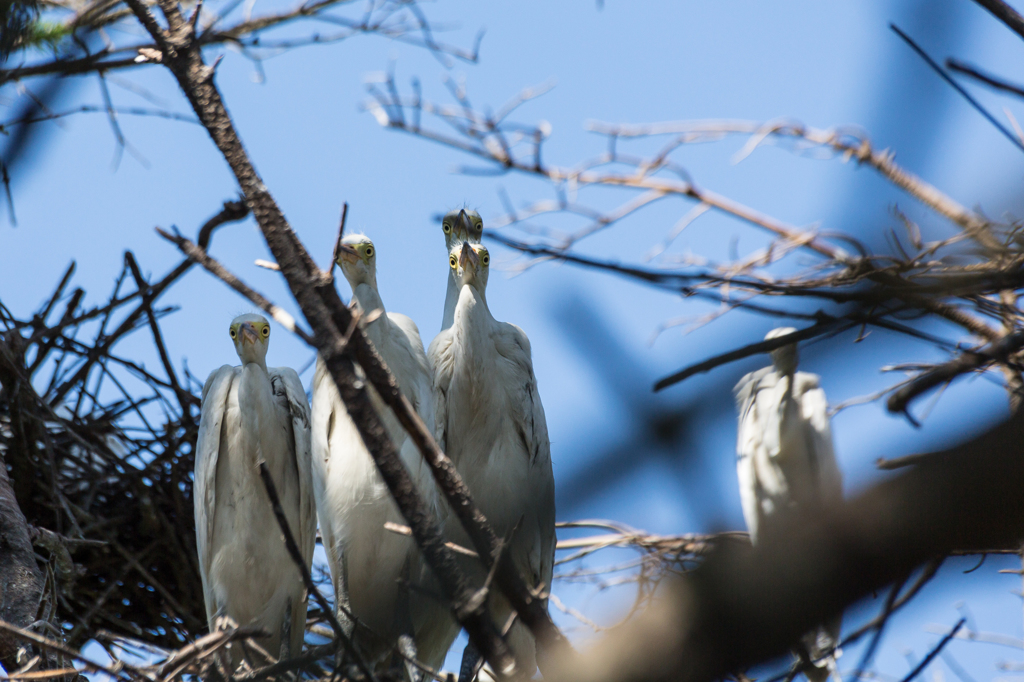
3 0 1024 678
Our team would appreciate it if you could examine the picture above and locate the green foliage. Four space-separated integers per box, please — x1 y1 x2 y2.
0 0 71 61
22 19 71 52
0 0 40 61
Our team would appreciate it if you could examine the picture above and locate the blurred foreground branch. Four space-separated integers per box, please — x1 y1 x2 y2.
549 412 1024 682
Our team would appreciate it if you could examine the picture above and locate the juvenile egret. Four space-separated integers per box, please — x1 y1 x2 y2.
440 209 483 331
311 234 439 673
734 327 843 682
428 242 556 682
195 314 315 664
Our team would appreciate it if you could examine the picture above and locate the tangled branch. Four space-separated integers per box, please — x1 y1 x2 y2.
365 70 1024 418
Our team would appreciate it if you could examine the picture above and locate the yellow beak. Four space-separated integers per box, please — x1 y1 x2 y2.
240 322 259 345
336 243 359 264
459 242 479 270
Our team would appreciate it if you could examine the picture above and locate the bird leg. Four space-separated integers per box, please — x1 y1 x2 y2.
214 614 239 674
335 553 356 637
390 560 423 682
333 553 359 673
458 641 483 682
396 635 422 682
280 596 293 662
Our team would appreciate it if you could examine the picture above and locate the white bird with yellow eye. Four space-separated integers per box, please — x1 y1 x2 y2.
311 234 438 677
195 313 315 666
428 241 556 682
734 327 844 681
440 209 484 331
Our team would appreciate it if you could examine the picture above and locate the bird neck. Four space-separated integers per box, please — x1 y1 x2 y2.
352 281 385 319
352 281 389 349
237 362 273 460
238 350 268 373
453 281 492 335
441 272 459 331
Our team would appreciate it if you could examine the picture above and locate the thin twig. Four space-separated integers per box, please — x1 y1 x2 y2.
256 462 375 682
898 619 965 682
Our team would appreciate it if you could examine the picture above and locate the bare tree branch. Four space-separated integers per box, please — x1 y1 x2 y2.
972 0 1024 42
547 411 1024 682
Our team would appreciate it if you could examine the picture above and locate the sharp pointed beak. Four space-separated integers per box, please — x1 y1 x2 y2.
455 209 471 240
240 323 259 345
459 242 479 270
336 242 359 264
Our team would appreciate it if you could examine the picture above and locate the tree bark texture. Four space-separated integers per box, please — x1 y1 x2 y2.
0 453 43 671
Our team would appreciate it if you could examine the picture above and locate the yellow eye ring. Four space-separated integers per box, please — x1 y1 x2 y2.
261 326 270 337
365 247 373 257
230 329 237 339
443 223 451 234
449 255 457 268
481 254 489 266
474 220 483 231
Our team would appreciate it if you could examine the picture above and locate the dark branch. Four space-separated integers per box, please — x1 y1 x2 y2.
972 0 1024 42
886 329 1024 415
256 462 375 681
946 58 1024 99
548 412 1024 682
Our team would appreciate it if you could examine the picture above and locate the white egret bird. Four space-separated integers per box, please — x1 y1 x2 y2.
195 314 315 664
440 209 483 331
734 327 843 682
311 234 439 673
428 241 556 682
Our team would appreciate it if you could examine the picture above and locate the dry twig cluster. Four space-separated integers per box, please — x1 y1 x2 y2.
0 200 248 658
363 10 1024 421
3 1 1024 682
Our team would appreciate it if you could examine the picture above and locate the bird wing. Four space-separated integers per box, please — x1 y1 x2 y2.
387 312 437 494
496 323 555 592
426 328 456 453
310 355 348 596
495 324 550 466
733 367 775 543
533 457 557 597
387 312 437 434
195 365 237 603
271 366 317 569
795 373 843 500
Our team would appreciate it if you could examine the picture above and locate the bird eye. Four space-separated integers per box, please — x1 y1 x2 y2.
365 246 373 257
229 329 236 339
443 222 451 234
474 220 483 232
481 254 489 266
261 326 270 337
449 255 457 268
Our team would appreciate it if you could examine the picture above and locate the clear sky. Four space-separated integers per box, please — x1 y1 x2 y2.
3 0 1024 678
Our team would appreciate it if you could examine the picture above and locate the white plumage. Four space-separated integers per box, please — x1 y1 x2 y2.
734 327 843 681
311 234 440 669
195 313 315 664
428 241 556 679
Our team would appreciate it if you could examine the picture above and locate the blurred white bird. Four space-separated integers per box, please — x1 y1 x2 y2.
440 209 483 331
734 327 844 682
311 234 439 676
428 241 556 682
195 313 315 665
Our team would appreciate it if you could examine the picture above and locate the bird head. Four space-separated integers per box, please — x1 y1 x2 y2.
335 233 377 288
441 208 483 251
229 313 271 366
449 241 489 292
765 327 798 375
